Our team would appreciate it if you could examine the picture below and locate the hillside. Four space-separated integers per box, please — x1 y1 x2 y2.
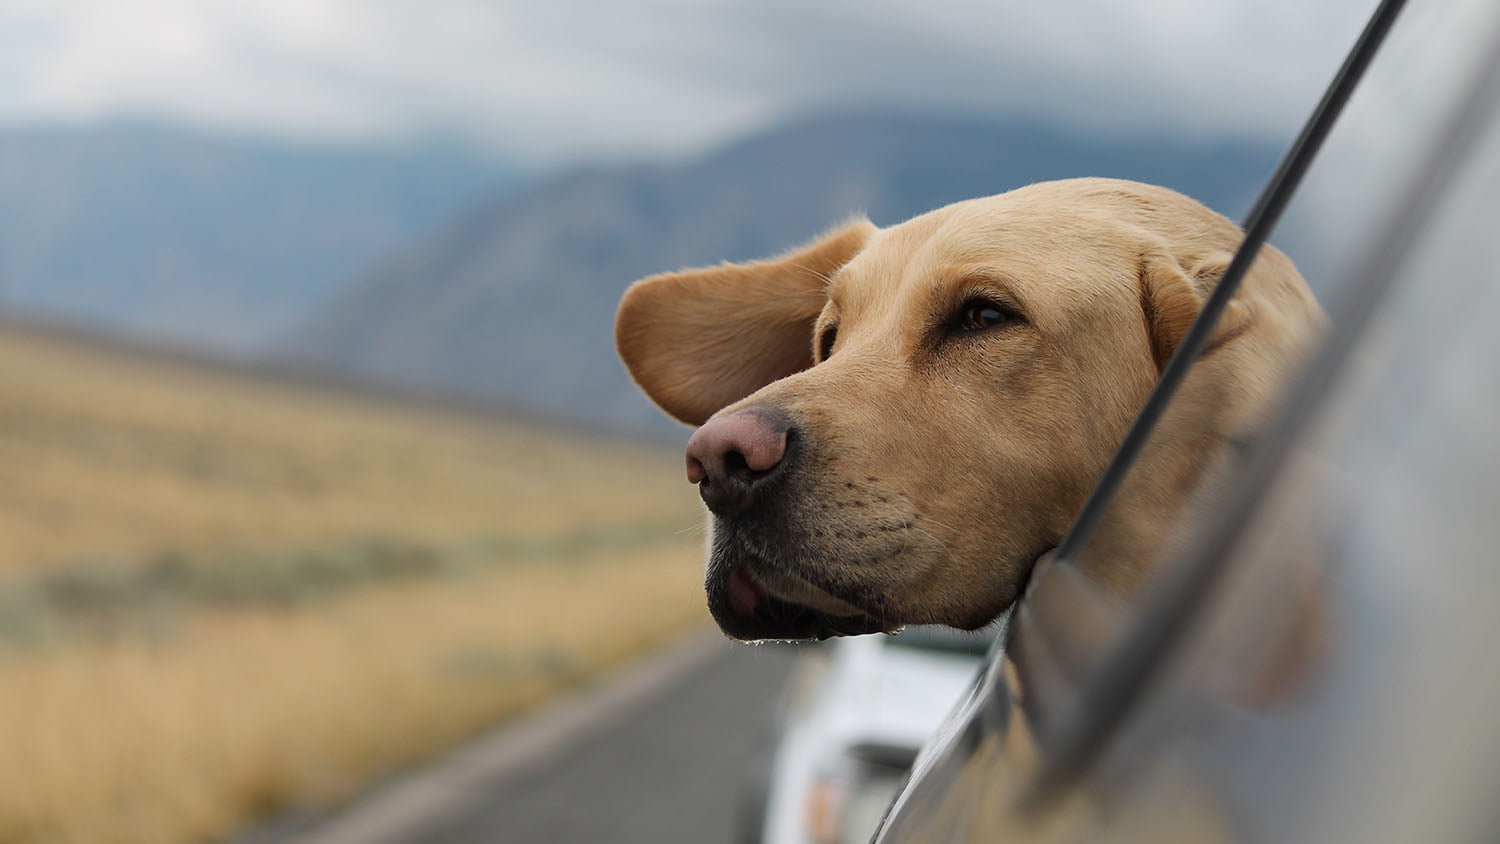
284 109 1281 434
0 123 514 350
0 324 705 844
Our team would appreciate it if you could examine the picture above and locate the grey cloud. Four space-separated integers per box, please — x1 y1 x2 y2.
0 0 1376 163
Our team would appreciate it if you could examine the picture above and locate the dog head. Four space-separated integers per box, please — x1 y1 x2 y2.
616 178 1320 641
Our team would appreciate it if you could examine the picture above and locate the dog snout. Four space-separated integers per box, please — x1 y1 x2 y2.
685 407 792 515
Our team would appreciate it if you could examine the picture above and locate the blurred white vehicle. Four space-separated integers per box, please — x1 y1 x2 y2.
742 627 990 844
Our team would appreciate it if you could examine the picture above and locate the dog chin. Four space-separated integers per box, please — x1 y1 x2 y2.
706 558 894 642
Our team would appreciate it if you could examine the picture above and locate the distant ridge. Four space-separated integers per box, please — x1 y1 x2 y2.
0 122 513 350
284 109 1281 435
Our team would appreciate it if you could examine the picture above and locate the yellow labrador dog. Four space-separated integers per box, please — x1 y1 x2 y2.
616 178 1321 641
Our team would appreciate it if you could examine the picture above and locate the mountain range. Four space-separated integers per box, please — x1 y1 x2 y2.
0 122 513 350
283 110 1281 435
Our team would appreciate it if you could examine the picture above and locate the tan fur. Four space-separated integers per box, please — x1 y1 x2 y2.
615 178 1322 633
616 220 876 426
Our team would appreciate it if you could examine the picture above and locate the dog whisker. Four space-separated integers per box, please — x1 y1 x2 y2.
907 523 949 554
788 262 837 288
915 515 958 534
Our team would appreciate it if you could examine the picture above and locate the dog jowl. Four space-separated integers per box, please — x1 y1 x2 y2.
615 178 1322 641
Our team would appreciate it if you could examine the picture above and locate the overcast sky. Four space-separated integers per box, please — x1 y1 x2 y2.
2 0 1376 164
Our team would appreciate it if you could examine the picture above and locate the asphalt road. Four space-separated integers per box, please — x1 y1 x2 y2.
267 634 801 844
412 641 796 844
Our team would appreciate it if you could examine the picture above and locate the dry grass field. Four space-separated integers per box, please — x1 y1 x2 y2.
0 326 707 844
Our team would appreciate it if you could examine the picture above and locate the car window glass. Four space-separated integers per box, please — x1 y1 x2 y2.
1064 38 1500 842
1029 0 1494 717
876 1 1500 840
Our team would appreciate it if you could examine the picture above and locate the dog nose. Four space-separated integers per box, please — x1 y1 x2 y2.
685 407 792 515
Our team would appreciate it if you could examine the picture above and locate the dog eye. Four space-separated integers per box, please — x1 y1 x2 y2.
818 325 838 361
956 299 1021 332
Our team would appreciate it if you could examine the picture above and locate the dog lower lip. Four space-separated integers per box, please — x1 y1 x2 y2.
726 564 763 618
713 561 889 641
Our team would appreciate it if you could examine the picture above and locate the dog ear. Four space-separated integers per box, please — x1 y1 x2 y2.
1139 249 1252 372
616 219 876 425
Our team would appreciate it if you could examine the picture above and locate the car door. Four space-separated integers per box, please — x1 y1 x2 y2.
874 0 1500 840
